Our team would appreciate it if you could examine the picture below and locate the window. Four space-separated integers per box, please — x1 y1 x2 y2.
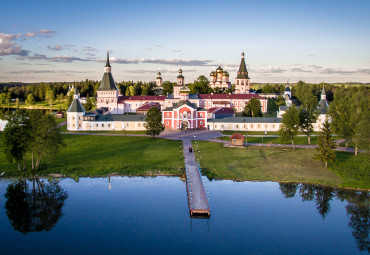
73 117 75 120
96 124 98 127
258 124 261 128
237 80 239 85
166 121 169 125
73 124 75 127
200 121 203 125
234 139 237 142
102 124 104 127
236 125 239 128
108 124 111 127
251 124 254 128
138 123 141 127
79 124 81 127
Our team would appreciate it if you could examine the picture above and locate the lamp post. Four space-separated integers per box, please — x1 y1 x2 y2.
245 129 248 147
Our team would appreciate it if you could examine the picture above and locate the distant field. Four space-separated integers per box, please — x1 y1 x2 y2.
193 141 369 190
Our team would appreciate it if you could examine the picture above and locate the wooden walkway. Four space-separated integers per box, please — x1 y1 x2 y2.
182 139 210 217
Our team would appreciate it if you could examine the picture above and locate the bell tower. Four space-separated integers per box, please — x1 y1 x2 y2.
235 52 250 94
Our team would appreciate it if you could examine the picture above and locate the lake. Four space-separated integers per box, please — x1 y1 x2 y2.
0 177 368 254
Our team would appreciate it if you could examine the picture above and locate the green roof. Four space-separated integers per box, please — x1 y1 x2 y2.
95 114 146 122
67 99 85 113
318 99 329 114
236 55 250 79
98 72 118 91
162 100 203 111
213 117 281 123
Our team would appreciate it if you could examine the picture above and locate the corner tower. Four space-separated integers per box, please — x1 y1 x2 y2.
67 88 85 131
235 52 250 94
96 50 119 113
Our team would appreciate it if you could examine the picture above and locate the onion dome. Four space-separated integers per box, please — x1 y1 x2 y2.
216 66 223 72
179 85 190 93
223 71 229 76
177 69 184 79
210 71 216 76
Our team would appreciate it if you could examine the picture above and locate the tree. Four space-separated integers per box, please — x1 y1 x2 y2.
84 95 93 111
144 107 164 138
3 110 32 171
188 75 212 94
15 98 19 108
314 119 336 168
242 98 262 117
0 93 6 108
279 105 300 150
28 112 64 170
295 81 318 144
329 86 368 155
162 81 175 95
45 89 55 107
25 94 36 106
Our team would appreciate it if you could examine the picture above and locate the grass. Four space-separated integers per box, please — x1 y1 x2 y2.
331 152 370 189
193 140 370 189
218 135 318 145
0 134 184 178
8 101 66 110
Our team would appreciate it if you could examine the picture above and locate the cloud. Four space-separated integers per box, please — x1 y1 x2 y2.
152 44 163 48
145 48 153 51
85 52 96 56
307 54 315 57
36 30 56 38
24 32 36 38
0 33 29 56
110 57 213 66
253 64 370 75
83 46 97 52
7 69 94 74
47 45 63 51
170 49 182 53
22 53 88 63
47 44 76 51
128 68 197 74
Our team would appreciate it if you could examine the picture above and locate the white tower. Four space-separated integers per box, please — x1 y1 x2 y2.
67 88 86 131
96 50 119 113
235 52 250 94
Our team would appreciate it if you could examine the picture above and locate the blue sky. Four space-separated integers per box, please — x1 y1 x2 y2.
0 0 369 83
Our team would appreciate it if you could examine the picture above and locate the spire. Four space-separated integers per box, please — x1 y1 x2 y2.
104 48 112 73
236 52 249 79
321 85 326 100
74 87 79 99
105 49 111 67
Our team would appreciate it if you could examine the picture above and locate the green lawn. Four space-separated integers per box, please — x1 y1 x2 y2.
193 141 370 189
8 101 66 110
218 135 318 145
0 134 184 178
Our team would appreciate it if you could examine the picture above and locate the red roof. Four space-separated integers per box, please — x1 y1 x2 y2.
118 95 166 103
198 94 261 100
137 102 161 111
207 107 219 113
230 133 244 140
214 107 234 115
213 101 231 104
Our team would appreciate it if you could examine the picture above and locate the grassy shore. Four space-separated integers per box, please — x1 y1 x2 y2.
0 134 184 178
193 141 369 189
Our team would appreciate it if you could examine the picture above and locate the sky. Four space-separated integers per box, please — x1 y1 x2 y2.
0 0 369 83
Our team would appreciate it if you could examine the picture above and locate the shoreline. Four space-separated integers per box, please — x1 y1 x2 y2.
1 173 368 192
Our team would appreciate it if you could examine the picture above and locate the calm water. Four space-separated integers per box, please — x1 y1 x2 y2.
0 177 368 255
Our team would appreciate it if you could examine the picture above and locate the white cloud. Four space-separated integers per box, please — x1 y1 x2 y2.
0 33 29 56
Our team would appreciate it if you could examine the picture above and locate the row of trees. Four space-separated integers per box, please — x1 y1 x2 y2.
3 110 64 172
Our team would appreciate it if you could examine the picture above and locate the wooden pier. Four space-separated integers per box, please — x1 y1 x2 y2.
182 139 210 217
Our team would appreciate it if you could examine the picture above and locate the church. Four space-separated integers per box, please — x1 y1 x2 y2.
67 52 276 132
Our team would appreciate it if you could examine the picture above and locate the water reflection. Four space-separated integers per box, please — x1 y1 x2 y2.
279 183 369 252
4 178 68 233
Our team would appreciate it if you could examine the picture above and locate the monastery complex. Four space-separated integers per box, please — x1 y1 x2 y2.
66 52 329 132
